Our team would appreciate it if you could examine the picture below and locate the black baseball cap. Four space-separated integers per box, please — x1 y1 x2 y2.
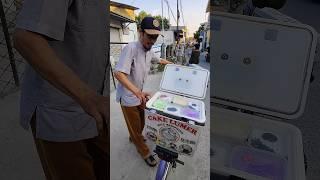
140 17 162 35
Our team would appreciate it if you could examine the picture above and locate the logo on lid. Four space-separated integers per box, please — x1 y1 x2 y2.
153 19 160 28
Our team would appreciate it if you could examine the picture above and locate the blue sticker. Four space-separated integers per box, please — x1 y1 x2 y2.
264 29 278 41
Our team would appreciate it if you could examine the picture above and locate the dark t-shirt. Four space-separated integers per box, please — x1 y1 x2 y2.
189 49 200 64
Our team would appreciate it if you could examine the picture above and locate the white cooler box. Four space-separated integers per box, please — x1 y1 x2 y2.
211 12 318 180
144 64 209 156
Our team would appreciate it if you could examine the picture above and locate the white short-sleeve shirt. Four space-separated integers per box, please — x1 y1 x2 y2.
115 41 160 107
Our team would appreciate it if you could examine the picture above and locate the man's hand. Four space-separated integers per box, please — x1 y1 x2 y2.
159 59 174 65
78 90 109 132
114 71 151 105
134 91 151 105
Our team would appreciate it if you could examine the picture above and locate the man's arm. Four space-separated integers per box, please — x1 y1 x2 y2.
13 29 107 130
114 71 150 104
159 59 173 65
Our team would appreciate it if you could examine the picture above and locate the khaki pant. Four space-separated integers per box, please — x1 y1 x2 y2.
121 104 150 159
30 114 109 180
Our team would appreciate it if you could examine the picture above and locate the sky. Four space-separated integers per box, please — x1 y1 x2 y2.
112 0 209 37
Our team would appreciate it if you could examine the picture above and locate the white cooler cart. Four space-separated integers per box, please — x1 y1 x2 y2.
144 64 209 157
211 12 318 180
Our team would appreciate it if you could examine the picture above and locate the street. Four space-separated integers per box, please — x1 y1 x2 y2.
0 92 45 179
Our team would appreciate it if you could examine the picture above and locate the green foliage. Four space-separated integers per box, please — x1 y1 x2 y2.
157 64 165 72
135 11 170 30
153 15 170 30
135 11 151 26
157 58 175 72
194 24 205 42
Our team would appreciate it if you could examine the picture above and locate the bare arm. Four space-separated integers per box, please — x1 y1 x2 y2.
13 29 107 130
114 71 150 104
159 59 173 65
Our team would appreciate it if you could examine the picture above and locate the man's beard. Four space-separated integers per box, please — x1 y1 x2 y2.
143 45 152 51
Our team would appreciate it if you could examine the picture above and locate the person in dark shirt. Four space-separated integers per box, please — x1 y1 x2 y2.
189 43 201 64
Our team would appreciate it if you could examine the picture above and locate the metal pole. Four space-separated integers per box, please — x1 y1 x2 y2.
110 66 116 89
161 0 166 59
161 0 164 32
176 0 180 64
176 0 179 44
167 0 170 24
0 0 19 86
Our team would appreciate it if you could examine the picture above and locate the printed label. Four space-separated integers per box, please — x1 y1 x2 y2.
144 111 201 156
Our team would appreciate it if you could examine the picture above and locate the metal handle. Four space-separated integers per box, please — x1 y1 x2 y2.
175 159 184 165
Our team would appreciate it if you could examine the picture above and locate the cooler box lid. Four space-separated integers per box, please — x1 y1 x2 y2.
211 11 318 119
160 64 210 100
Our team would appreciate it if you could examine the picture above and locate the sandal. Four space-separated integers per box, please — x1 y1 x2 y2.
144 155 157 167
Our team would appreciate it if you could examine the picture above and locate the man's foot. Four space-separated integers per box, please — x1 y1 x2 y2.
129 137 146 142
144 155 157 167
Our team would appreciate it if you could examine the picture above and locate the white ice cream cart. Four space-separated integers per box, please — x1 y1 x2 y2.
144 64 209 156
211 11 318 180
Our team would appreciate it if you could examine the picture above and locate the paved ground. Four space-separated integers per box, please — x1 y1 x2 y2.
110 54 210 180
0 92 45 180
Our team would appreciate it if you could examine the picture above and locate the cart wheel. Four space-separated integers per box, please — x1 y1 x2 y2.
156 160 169 180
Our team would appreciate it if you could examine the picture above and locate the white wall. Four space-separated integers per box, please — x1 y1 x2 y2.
121 23 138 43
155 31 175 46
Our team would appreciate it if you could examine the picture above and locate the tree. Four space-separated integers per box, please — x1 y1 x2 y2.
153 15 170 30
194 24 205 42
135 11 151 26
135 11 170 30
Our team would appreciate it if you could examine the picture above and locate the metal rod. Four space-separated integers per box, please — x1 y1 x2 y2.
161 0 164 32
161 0 165 59
176 0 179 44
110 42 130 44
110 66 116 90
109 42 129 88
167 0 170 24
0 0 19 86
161 0 165 44
162 162 171 180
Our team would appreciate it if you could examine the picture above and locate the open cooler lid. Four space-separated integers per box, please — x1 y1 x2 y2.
160 64 210 99
211 11 318 120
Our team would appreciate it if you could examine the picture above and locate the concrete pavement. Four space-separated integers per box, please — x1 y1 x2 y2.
0 92 45 180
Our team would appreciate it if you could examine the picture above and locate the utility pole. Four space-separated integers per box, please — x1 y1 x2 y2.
167 0 170 23
161 0 164 36
161 0 166 59
176 0 179 45
176 0 181 64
